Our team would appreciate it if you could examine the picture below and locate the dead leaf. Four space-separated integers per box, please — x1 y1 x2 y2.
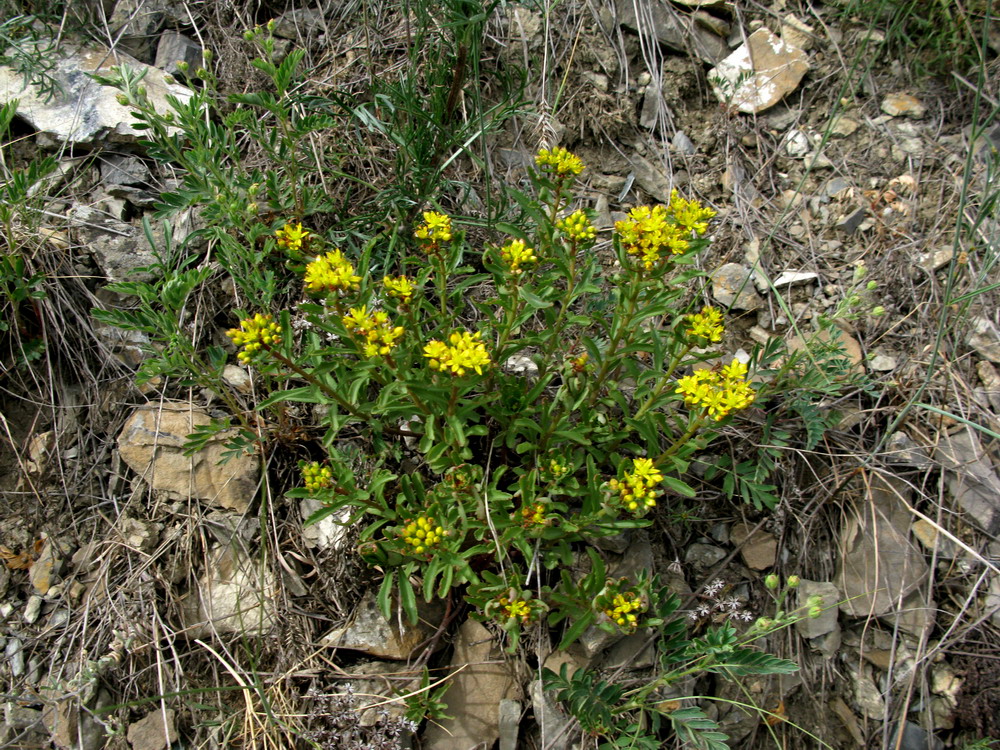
1 545 33 570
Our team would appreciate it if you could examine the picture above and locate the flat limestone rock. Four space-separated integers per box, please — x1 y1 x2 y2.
422 619 519 750
117 402 259 513
0 41 192 146
836 475 928 618
617 0 729 64
321 590 444 660
708 29 810 114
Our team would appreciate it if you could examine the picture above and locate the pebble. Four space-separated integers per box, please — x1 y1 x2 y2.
6 637 24 677
785 129 811 157
881 93 926 119
23 595 43 624
773 271 819 287
672 130 697 155
830 117 860 137
869 354 898 371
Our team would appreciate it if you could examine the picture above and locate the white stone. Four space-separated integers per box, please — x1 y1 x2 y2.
708 29 810 114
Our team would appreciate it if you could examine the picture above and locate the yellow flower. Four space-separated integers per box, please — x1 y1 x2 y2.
400 515 446 555
685 306 725 344
615 205 689 272
556 210 597 243
301 461 333 492
383 275 415 304
226 313 282 365
610 457 665 514
304 250 361 295
668 189 716 236
414 211 453 248
499 596 535 624
275 222 310 252
676 358 755 420
535 146 584 176
423 330 492 376
603 590 644 630
521 501 548 527
499 239 537 276
341 306 404 358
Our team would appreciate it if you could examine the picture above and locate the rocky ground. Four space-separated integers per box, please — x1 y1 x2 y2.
2 1 1000 749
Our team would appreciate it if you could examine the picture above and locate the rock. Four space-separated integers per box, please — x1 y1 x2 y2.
120 517 161 553
685 543 726 570
100 154 151 186
29 536 64 595
154 32 203 78
836 475 929 618
765 105 799 131
628 153 686 203
784 129 811 157
977 360 1000 412
708 29 810 114
529 678 576 750
617 0 730 64
0 41 192 146
5 637 24 677
499 698 521 750
692 11 729 38
869 353 898 371
851 665 886 719
966 316 1000 362
911 519 959 559
672 130 696 155
221 365 252 393
786 327 864 373
781 14 815 50
321 590 443 660
580 535 655 657
836 206 868 233
712 263 762 310
503 355 539 378
271 8 328 40
729 523 776 570
337 661 420 726
916 246 954 272
23 595 42 624
300 500 353 551
602 631 656 670
830 696 865 746
772 270 819 288
881 93 926 119
933 426 1000 534
180 543 276 637
44 691 110 750
127 709 177 750
830 117 860 137
109 0 185 61
889 721 944 750
117 402 259 513
795 580 841 639
886 431 933 468
421 619 519 750
71 205 160 284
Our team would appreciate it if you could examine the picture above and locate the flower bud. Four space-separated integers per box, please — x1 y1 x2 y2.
176 60 189 72
243 29 255 41
808 606 822 619
853 263 866 282
866 280 878 291
764 574 780 590
202 48 213 62
267 18 276 32
116 93 129 106
195 68 209 79
871 306 886 317
786 575 800 588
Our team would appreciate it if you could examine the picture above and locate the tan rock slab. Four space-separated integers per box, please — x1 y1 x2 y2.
127 709 177 750
118 402 259 513
321 590 444 660
708 29 810 114
730 523 776 570
422 619 519 750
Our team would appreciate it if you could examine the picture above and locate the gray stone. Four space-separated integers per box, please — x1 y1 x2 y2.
23 595 42 625
692 11 730 39
628 153 687 203
71 206 159 284
773 270 819 288
836 206 867 233
712 263 762 310
795 580 840 639
708 29 810 114
271 8 328 40
0 41 192 145
966 316 1000 363
127 709 177 750
830 117 860 137
530 676 576 750
781 15 815 51
321 590 443 660
618 0 730 64
934 426 1000 533
154 32 203 78
869 354 898 371
916 246 954 272
882 93 926 119
889 721 944 750
685 543 726 570
852 665 886 719
836 474 929 618
499 699 521 750
180 543 276 638
44 690 110 750
672 130 696 155
784 129 810 157
730 523 776 570
422 619 519 750
100 154 151 186
300 500 353 551
886 431 933 468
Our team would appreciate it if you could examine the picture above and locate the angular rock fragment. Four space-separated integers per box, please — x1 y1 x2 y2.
708 29 810 114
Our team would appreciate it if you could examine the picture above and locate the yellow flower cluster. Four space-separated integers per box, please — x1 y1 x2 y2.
301 461 333 492
676 358 756 421
499 239 537 276
275 222 310 253
571 352 590 373
499 596 535 624
400 515 445 554
521 501 548 527
608 457 664 513
423 330 492 376
603 590 644 630
342 306 405 358
226 313 282 364
686 306 725 344
615 205 690 271
414 211 453 251
556 210 597 242
669 189 716 235
304 250 361 295
382 275 415 304
535 146 584 176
